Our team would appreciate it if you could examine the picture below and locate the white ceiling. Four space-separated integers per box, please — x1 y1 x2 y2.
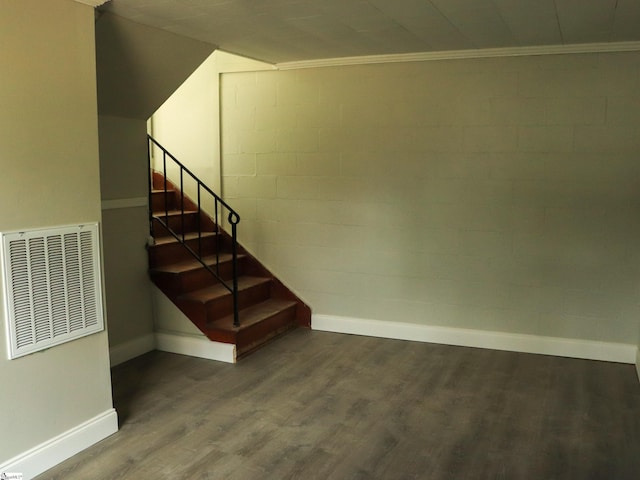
99 0 640 64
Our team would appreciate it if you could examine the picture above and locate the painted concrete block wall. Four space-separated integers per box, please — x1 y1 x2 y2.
0 0 114 463
151 52 219 204
221 52 640 345
152 51 273 208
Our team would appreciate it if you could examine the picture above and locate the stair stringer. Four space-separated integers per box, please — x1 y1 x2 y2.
151 284 236 363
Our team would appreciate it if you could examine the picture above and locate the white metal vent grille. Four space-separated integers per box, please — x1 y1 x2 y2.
1 223 104 359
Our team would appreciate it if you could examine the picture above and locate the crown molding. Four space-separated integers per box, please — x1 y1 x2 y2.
276 41 640 70
74 0 110 6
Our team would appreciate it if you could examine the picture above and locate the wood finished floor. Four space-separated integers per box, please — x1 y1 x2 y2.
38 329 640 479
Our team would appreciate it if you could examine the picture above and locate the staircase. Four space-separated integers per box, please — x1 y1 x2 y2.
147 140 311 359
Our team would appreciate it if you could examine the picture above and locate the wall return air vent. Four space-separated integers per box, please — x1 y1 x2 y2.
1 223 105 359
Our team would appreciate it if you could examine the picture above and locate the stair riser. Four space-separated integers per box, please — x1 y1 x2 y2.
152 214 200 235
150 259 246 294
180 258 246 291
149 236 220 267
205 281 271 321
236 306 297 356
203 305 297 350
152 173 167 190
150 272 217 298
173 281 272 328
152 190 177 212
151 222 175 239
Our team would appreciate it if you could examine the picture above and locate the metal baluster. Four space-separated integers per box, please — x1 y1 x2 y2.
215 198 220 278
180 167 185 243
163 151 168 227
197 183 202 258
147 138 153 238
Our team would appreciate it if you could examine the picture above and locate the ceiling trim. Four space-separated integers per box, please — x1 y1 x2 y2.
276 41 640 70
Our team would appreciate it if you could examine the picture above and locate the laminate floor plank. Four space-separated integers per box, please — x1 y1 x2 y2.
37 329 640 479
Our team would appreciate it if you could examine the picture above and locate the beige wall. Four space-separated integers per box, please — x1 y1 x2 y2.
96 12 215 120
151 51 273 200
99 115 149 200
151 52 220 195
99 115 154 349
221 52 640 344
95 15 216 354
0 0 113 461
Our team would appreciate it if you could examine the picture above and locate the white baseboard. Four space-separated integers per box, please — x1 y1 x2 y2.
313 314 636 364
109 333 156 367
155 331 236 363
0 409 118 480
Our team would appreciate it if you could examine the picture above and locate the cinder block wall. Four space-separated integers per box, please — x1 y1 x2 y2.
220 52 640 344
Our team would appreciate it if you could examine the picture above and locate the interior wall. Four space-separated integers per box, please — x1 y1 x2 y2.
95 12 216 120
99 115 154 351
151 51 273 198
0 0 114 462
220 52 640 345
151 52 219 195
637 331 640 381
95 14 217 358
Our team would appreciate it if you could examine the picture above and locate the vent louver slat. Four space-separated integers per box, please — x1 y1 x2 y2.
10 239 34 348
2 224 104 359
30 237 52 343
48 235 69 337
65 233 84 332
81 231 98 327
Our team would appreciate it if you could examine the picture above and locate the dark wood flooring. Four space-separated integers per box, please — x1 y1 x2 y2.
38 329 640 479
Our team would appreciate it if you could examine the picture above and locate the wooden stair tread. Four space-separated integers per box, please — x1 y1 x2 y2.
153 231 218 246
152 209 198 217
152 189 175 193
150 253 243 274
209 299 297 332
178 276 270 303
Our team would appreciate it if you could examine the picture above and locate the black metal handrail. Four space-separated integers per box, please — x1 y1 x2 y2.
147 135 241 327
